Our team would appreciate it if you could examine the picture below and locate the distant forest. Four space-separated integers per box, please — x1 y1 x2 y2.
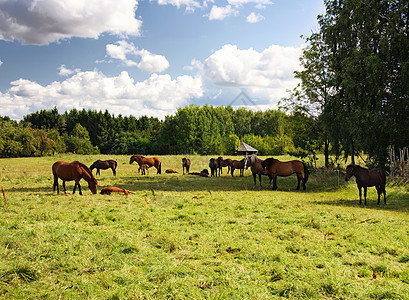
0 105 324 163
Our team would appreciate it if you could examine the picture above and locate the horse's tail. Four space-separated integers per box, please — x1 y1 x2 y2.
302 162 309 184
113 160 118 170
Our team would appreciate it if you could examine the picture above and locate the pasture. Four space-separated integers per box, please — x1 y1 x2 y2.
1 154 409 299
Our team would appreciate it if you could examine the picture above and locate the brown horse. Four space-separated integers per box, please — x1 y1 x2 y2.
345 164 386 205
217 157 231 175
229 159 245 177
182 158 191 174
209 158 220 177
261 157 309 190
100 187 135 195
52 161 98 195
90 159 117 176
130 155 162 174
244 154 267 188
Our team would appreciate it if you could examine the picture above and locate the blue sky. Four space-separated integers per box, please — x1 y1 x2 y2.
0 0 324 120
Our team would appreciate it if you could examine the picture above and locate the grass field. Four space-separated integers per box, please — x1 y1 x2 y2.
1 154 409 299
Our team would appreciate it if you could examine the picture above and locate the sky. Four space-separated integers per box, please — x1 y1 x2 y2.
0 0 325 120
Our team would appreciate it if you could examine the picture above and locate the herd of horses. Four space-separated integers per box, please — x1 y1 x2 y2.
52 154 387 205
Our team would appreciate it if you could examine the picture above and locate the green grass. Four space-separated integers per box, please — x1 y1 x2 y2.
1 154 409 299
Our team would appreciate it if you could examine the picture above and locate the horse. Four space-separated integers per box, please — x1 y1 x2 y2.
209 158 219 177
165 169 178 173
182 158 191 174
130 155 162 174
90 159 117 176
138 164 150 175
52 161 98 195
189 169 209 177
345 164 386 205
244 154 267 188
100 187 135 195
229 159 245 177
261 157 309 191
217 157 231 175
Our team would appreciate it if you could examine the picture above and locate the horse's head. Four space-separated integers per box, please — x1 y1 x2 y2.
244 156 250 169
345 164 356 181
88 177 98 194
129 156 136 164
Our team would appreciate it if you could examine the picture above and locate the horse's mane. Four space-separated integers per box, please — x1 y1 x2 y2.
262 157 276 168
77 162 96 180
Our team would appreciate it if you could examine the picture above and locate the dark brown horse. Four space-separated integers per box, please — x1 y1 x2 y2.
209 158 219 177
217 157 231 175
261 157 309 190
90 159 117 176
244 154 267 188
229 159 245 177
52 161 98 195
345 164 386 205
130 155 162 174
182 157 191 174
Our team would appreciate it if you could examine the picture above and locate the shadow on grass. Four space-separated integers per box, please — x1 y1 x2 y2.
316 188 409 212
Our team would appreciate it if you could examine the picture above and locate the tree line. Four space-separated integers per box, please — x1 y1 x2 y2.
284 0 409 168
0 105 324 164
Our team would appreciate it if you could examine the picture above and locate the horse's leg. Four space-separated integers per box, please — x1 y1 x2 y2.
296 176 301 190
231 168 235 177
358 186 362 205
53 176 59 193
376 186 381 205
267 175 272 189
363 187 367 205
252 173 257 188
272 178 278 190
112 167 116 176
258 174 262 188
78 182 82 195
62 181 67 194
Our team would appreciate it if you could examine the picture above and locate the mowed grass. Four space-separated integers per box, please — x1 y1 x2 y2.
1 154 409 299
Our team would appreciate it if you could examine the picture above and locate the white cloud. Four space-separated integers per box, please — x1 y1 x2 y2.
58 65 80 77
0 60 2 67
201 44 302 103
106 40 170 72
156 0 202 12
227 0 273 6
0 70 203 120
246 12 265 23
208 5 237 21
0 0 142 45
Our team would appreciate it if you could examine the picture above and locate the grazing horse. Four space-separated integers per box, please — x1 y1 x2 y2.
229 159 245 177
182 158 191 174
90 159 117 176
345 164 386 205
261 157 309 190
244 154 267 188
217 157 231 175
130 155 162 174
52 161 98 195
209 158 219 177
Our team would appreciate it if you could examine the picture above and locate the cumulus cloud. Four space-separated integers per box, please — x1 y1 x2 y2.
0 70 203 120
201 44 302 102
246 12 265 23
0 60 2 67
227 0 273 7
58 65 80 77
156 0 202 12
208 5 238 21
106 40 170 72
0 0 142 45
